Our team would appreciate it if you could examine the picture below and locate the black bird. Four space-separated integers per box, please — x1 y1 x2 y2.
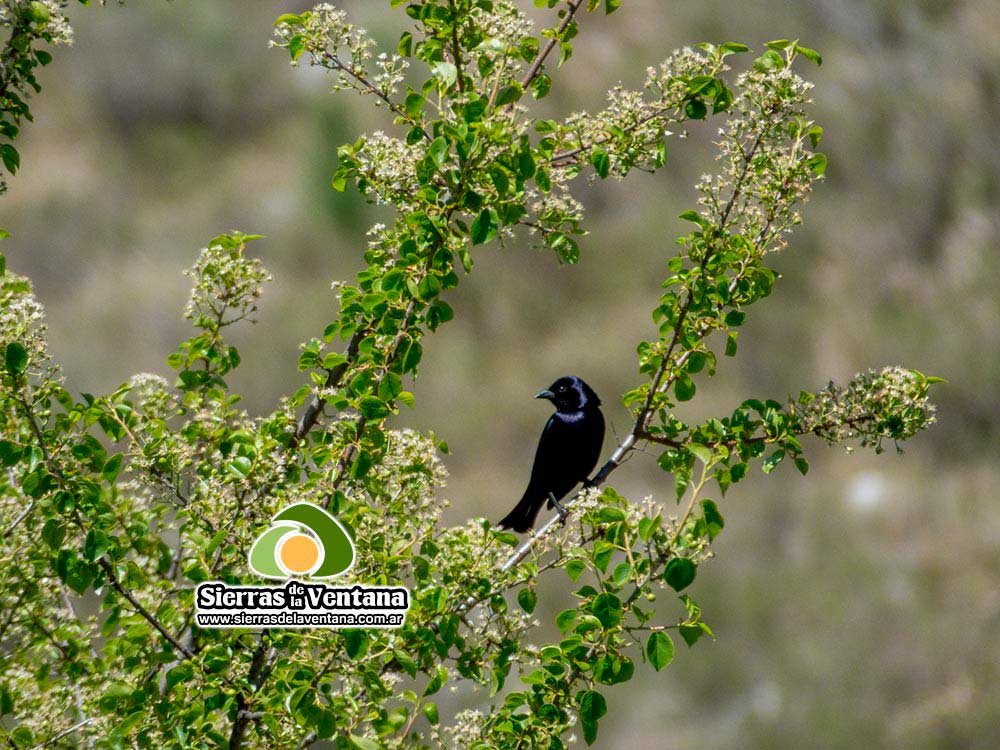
498 376 605 532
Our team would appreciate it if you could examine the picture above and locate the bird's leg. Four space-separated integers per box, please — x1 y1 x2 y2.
549 492 569 524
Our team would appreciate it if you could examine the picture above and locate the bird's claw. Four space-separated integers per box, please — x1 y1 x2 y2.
549 493 569 524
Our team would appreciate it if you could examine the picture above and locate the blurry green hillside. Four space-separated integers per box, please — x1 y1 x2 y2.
3 1 998 748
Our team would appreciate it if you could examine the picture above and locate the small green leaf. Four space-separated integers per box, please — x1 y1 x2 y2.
701 499 724 540
565 559 586 581
428 137 449 167
287 34 305 61
725 331 738 356
646 631 674 671
422 702 439 725
431 61 457 87
4 342 28 377
471 208 498 245
494 84 523 107
517 588 537 614
590 149 610 178
664 557 696 591
795 44 823 65
592 593 623 629
578 690 607 746
359 396 390 420
762 450 785 474
674 373 696 402
102 453 124 483
684 98 707 119
807 152 828 175
350 735 379 750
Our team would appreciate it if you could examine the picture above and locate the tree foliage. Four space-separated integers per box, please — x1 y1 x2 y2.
0 2 938 748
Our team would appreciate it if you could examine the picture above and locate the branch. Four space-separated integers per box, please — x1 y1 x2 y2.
548 104 675 167
227 637 274 750
29 718 95 750
321 52 430 141
294 327 366 443
520 0 584 89
493 123 775 576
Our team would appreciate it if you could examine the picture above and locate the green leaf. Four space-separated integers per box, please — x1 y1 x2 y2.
605 0 621 12
4 342 28 377
494 84 523 107
404 92 424 118
41 519 65 548
725 331 738 356
102 453 124 483
720 42 751 54
701 499 724 540
674 372 696 402
1 143 21 175
431 61 457 88
565 558 586 581
590 149 610 178
397 31 413 57
664 557 696 591
578 689 607 745
807 152 828 176
428 136 449 167
287 34 305 61
754 49 785 72
517 588 537 614
645 631 674 671
350 735 379 750
762 449 785 474
359 396 390 420
530 73 552 99
556 608 577 633
422 702 439 725
470 208 498 245
684 98 707 119
228 456 252 479
592 593 623 629
795 43 823 65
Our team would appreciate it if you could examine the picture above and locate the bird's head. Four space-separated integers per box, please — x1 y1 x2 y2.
535 375 601 412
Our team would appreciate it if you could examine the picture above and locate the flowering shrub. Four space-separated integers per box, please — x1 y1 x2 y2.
0 2 938 748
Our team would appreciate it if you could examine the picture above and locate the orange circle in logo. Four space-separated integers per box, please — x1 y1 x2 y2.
278 533 320 574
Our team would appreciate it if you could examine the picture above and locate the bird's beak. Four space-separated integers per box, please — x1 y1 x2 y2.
535 389 555 401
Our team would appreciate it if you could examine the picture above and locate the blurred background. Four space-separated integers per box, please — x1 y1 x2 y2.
3 1 998 747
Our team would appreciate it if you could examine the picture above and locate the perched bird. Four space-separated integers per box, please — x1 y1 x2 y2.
498 376 605 533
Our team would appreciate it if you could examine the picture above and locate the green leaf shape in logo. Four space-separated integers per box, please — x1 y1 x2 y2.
271 502 355 578
248 525 292 578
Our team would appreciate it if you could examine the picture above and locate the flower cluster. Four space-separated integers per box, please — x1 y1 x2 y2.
0 270 47 368
272 3 376 90
793 367 939 452
553 46 726 178
372 52 409 101
349 131 422 206
182 233 271 331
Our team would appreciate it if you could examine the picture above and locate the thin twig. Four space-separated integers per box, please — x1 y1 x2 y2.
30 718 95 750
520 0 584 88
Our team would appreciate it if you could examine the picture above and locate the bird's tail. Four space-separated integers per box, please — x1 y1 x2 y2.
497 489 544 533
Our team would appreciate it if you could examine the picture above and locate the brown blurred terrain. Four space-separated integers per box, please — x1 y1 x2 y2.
3 1 999 747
